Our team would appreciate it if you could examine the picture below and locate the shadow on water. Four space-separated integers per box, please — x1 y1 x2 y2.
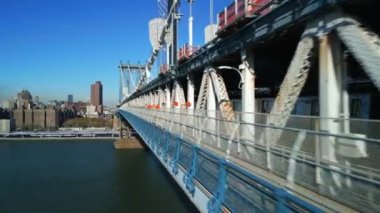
0 139 198 213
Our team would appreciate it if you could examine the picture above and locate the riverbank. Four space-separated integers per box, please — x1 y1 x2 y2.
0 130 120 140
0 137 118 141
114 138 144 149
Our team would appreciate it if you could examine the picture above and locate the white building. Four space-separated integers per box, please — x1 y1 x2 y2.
0 119 15 133
86 105 99 118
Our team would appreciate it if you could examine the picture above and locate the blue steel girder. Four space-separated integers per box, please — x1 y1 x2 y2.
121 0 350 105
183 146 199 196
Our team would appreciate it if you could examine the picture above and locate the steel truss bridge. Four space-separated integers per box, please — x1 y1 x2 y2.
117 0 380 212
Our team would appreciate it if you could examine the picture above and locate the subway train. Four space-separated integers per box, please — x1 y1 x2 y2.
231 94 372 119
176 0 275 64
217 0 273 34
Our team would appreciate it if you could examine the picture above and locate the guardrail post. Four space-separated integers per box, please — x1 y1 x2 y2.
170 139 181 175
208 159 227 213
157 128 164 156
183 146 198 196
286 131 306 184
163 132 170 163
274 188 289 213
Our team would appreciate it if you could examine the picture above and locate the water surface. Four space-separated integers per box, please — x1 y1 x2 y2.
0 139 197 212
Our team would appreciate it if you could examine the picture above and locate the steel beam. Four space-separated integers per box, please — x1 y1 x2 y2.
165 85 171 109
240 49 255 140
187 75 195 110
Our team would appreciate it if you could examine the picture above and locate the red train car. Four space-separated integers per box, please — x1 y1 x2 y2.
159 64 169 76
218 0 272 33
178 44 199 62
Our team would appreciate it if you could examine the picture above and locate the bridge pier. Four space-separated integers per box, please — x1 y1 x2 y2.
114 114 144 149
165 84 171 109
318 33 353 189
240 49 255 140
172 81 185 109
187 75 195 110
319 34 346 159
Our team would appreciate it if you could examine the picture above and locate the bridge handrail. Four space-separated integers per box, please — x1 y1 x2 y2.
119 109 326 212
127 108 380 176
130 107 380 141
120 107 380 212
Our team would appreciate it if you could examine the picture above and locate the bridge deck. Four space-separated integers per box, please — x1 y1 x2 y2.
118 108 380 212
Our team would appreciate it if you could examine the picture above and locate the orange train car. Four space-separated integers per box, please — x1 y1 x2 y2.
218 0 272 33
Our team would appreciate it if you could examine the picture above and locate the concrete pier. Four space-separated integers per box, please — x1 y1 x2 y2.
114 138 144 149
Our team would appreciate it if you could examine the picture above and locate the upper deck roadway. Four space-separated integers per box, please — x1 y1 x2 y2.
122 0 350 104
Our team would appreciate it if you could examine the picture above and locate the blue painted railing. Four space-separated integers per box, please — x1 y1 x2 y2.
117 110 323 213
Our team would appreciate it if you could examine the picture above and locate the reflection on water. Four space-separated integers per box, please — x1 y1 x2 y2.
0 139 197 212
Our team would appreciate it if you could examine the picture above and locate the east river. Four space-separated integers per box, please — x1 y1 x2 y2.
0 139 197 212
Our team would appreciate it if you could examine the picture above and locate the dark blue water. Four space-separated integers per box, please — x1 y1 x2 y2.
0 139 197 212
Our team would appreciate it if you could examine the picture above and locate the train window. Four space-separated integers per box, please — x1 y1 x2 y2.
311 99 319 116
262 100 271 113
261 101 267 113
291 104 297 114
350 99 361 118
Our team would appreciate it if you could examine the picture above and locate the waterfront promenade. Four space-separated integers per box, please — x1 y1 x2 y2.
0 129 119 139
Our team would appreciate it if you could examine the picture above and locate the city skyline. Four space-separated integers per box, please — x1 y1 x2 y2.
0 0 231 106
1 89 91 106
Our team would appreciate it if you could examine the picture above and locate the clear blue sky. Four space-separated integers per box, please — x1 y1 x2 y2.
0 0 230 106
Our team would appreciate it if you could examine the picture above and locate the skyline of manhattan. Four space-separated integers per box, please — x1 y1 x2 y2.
0 0 231 106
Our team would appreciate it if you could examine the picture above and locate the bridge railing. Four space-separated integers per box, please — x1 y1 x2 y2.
122 107 380 212
118 109 325 213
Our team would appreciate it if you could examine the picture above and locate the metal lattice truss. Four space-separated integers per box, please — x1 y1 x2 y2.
171 81 186 108
158 0 168 18
266 11 380 145
119 62 145 102
267 37 314 126
196 68 235 122
209 70 235 121
196 70 209 110
265 37 314 144
337 24 380 90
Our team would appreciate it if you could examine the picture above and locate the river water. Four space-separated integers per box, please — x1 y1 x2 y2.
0 139 197 212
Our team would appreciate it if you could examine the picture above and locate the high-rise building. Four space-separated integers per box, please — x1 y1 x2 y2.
46 108 58 129
90 81 103 114
68 94 74 104
16 90 32 109
13 109 24 130
34 109 46 129
24 109 34 130
91 81 103 106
